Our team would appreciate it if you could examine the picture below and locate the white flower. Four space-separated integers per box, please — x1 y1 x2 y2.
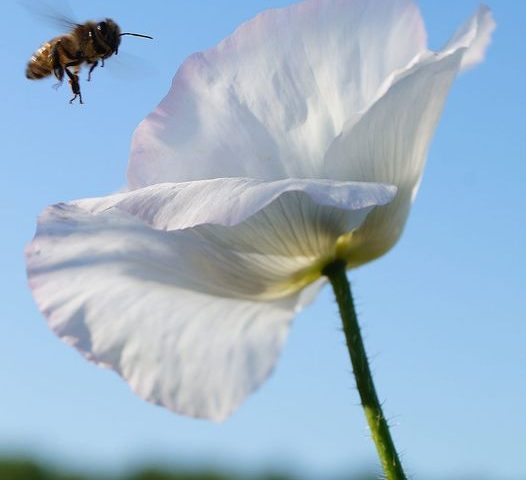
26 0 494 420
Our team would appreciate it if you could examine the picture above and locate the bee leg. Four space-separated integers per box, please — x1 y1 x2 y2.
51 42 65 84
87 61 99 82
64 60 83 104
64 66 83 104
101 58 105 68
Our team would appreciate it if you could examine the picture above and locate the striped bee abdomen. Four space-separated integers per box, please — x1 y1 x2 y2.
26 42 54 80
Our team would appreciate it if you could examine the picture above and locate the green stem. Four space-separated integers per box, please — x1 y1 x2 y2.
323 260 407 480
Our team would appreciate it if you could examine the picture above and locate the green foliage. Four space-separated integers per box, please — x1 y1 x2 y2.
0 459 84 480
0 459 380 480
127 467 232 480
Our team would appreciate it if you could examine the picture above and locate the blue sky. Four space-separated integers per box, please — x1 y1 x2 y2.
0 0 524 479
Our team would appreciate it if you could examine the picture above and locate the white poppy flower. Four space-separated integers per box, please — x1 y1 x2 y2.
26 0 494 421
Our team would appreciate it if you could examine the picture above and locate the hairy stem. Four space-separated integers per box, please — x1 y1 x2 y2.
323 260 407 480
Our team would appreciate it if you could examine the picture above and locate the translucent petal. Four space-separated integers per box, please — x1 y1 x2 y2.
441 5 495 71
323 6 494 263
74 177 396 231
324 53 462 262
128 0 426 188
26 179 395 419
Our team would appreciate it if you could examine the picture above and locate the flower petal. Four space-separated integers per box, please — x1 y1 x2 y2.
324 53 462 262
74 177 396 231
26 179 395 419
323 6 494 263
128 0 426 188
441 5 495 71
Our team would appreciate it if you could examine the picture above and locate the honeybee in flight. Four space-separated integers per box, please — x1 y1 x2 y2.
26 17 152 104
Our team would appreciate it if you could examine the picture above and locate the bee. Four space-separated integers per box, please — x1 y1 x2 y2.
26 18 152 104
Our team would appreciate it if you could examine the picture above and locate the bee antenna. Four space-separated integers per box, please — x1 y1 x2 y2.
119 32 153 39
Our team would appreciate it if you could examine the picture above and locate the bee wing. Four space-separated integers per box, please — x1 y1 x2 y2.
20 0 79 32
99 51 157 81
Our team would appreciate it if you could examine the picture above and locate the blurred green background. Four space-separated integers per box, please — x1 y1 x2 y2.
0 459 380 480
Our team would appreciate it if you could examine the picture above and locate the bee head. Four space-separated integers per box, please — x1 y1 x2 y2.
96 18 122 55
